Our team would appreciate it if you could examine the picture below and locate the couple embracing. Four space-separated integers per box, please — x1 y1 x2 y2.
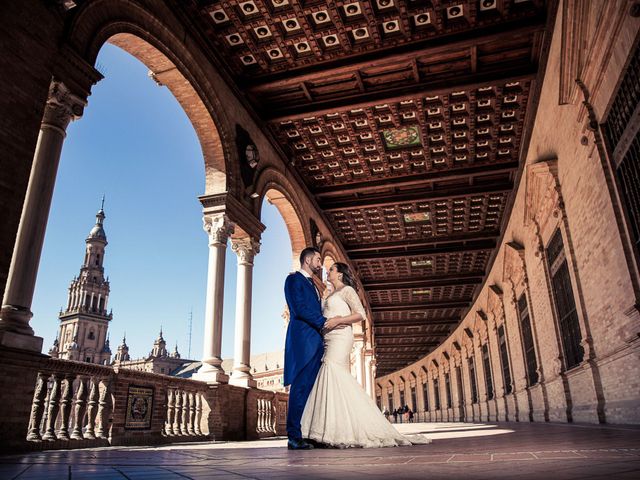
283 247 430 450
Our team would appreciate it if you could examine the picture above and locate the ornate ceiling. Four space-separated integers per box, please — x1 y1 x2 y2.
181 0 553 376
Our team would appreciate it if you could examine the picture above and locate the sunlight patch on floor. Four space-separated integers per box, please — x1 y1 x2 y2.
127 422 513 451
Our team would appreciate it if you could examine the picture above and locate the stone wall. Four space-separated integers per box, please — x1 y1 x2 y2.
376 2 640 425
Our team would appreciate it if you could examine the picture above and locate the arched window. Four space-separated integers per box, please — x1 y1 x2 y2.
546 229 584 370
88 330 95 340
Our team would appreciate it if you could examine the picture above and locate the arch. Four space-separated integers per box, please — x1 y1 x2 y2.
64 0 235 195
254 167 310 270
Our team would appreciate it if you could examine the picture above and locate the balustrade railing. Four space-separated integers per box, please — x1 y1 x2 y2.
248 390 288 439
27 362 113 444
23 358 211 449
0 349 290 452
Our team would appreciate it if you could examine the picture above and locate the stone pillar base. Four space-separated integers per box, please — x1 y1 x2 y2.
0 330 43 352
229 374 257 388
193 369 229 384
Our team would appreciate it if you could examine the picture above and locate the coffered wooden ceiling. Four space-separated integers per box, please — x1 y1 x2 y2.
181 0 553 376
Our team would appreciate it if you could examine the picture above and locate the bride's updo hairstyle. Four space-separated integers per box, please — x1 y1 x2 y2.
334 262 358 291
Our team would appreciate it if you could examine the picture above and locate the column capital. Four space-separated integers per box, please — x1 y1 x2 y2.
42 81 87 134
203 214 235 246
230 237 260 266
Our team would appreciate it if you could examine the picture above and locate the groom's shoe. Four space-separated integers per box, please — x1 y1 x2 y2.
287 438 314 450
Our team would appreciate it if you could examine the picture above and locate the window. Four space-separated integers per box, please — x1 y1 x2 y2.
482 344 494 400
456 366 465 408
410 386 417 411
88 330 95 340
517 294 539 386
399 389 405 407
95 253 101 266
85 357 91 363
547 229 584 370
468 356 478 403
498 325 513 394
387 392 394 411
603 43 640 266
376 395 382 410
433 378 441 410
423 381 429 411
445 373 452 408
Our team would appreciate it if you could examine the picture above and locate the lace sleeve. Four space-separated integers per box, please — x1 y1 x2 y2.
342 286 367 323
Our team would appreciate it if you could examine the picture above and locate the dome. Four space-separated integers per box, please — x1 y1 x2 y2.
86 208 107 241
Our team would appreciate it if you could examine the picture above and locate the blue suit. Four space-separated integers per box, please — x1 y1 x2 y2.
284 272 325 440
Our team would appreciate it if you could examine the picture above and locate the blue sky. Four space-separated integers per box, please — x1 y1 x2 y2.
31 44 293 362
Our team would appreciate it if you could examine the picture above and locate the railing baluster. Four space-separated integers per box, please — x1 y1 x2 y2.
42 374 61 441
165 388 175 436
180 390 189 435
187 392 195 435
57 375 73 441
95 379 110 439
194 393 202 436
84 378 98 439
70 377 87 440
26 373 48 441
174 390 183 435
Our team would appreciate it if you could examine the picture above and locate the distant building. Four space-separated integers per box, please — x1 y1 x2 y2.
173 350 286 392
49 203 113 365
112 329 191 375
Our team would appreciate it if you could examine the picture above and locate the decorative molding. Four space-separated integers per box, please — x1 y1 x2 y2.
203 214 235 246
231 237 261 266
41 81 87 133
524 159 563 232
559 0 586 105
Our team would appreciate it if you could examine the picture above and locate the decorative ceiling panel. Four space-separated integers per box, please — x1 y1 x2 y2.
327 192 508 245
177 0 553 377
271 81 530 189
354 250 491 282
193 0 545 79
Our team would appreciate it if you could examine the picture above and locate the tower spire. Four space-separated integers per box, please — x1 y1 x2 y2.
54 201 112 365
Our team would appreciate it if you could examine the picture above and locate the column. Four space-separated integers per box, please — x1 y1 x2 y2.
229 237 260 388
0 80 85 352
194 214 234 384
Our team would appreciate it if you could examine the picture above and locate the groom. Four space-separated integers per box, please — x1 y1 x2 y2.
283 246 326 450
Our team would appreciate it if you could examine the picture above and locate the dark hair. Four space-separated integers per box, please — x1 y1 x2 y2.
299 246 321 267
334 262 357 291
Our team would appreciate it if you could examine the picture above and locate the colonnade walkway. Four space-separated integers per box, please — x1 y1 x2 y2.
2 422 640 479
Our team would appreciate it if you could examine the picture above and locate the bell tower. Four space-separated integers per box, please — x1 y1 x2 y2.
50 199 113 364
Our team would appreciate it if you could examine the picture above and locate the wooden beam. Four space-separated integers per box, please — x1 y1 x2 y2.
373 318 460 327
363 274 484 291
371 301 471 312
321 181 513 212
314 162 519 198
247 20 545 89
349 232 499 253
267 69 536 120
348 238 496 260
375 332 450 339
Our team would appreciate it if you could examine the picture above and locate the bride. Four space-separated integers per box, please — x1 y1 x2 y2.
301 262 430 448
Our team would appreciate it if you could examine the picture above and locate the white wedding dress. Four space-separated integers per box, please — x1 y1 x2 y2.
301 286 430 448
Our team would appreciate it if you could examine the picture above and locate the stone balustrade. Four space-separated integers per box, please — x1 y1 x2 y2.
246 389 288 440
0 347 288 452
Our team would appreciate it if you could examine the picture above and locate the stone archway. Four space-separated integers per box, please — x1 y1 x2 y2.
65 0 234 196
254 168 309 271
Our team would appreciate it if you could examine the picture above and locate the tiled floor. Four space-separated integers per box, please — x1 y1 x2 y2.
2 422 640 479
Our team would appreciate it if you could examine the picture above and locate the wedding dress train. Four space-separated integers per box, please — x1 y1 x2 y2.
300 286 430 448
